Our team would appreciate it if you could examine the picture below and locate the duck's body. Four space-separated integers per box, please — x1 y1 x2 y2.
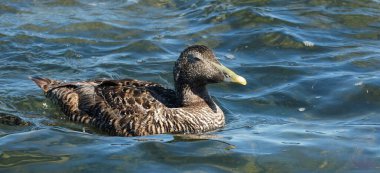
32 78 224 136
32 45 246 136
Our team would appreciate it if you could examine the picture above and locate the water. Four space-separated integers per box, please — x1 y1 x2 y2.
1 0 380 172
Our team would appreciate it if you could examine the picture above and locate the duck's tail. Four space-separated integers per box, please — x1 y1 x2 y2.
30 76 56 93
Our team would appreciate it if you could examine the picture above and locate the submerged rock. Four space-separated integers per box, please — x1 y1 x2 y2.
0 113 32 126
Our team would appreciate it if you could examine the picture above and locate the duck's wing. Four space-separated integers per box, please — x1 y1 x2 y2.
94 79 178 108
31 77 177 136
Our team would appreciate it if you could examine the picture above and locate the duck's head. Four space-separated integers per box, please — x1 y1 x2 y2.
174 45 247 87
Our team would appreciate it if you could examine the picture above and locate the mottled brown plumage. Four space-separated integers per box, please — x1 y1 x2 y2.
31 45 246 136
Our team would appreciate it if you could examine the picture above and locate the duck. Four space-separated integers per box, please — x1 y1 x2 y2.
31 45 247 136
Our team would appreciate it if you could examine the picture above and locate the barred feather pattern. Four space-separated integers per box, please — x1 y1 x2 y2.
32 77 225 136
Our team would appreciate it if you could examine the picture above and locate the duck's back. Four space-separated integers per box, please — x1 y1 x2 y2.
31 77 177 136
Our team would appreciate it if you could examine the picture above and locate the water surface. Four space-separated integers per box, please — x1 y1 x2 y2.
0 0 380 172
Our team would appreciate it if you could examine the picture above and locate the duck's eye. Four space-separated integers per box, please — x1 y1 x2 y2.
188 54 202 62
193 57 201 61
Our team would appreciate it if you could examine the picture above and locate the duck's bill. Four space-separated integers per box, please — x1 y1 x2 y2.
211 62 247 85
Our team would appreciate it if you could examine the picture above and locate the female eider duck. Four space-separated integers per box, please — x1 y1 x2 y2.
31 45 246 136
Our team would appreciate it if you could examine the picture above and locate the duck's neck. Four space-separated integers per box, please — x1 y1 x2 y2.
175 83 217 111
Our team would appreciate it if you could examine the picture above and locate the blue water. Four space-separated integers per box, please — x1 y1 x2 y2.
0 0 380 172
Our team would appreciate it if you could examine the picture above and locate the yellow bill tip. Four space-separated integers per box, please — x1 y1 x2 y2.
233 75 247 85
210 61 247 86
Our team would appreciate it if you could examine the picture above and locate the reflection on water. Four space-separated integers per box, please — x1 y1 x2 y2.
0 0 379 172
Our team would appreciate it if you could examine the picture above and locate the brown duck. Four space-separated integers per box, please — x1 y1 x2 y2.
31 45 247 136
